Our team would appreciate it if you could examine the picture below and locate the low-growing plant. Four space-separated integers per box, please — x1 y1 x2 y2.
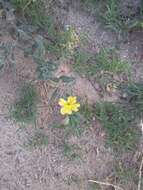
95 102 139 151
58 96 87 136
11 83 38 123
81 0 143 35
12 0 59 43
125 82 143 118
12 0 51 26
95 48 129 74
101 0 123 33
53 96 85 137
73 48 129 78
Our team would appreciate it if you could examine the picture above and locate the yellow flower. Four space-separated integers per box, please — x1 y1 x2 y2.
58 96 80 115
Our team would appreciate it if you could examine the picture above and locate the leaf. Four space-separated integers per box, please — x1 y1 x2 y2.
36 61 58 80
60 75 75 83
33 35 45 60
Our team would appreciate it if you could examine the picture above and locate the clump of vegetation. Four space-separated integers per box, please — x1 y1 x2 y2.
54 97 92 137
11 83 38 123
95 48 129 74
73 48 129 77
95 102 139 151
81 0 143 34
12 0 59 44
12 0 49 26
126 82 143 118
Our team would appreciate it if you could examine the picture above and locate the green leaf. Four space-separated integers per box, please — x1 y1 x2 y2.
60 75 75 83
33 35 45 60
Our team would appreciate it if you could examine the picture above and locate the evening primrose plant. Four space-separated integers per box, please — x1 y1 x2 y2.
58 96 80 115
58 96 82 135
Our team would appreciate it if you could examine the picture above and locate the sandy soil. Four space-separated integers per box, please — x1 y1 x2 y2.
0 1 142 190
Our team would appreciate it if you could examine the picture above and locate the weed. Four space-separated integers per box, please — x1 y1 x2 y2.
12 0 80 57
125 82 143 118
25 131 48 149
102 0 123 33
12 0 59 41
95 48 129 74
12 0 49 26
81 0 122 32
73 48 129 78
81 0 143 34
95 102 139 151
11 83 38 123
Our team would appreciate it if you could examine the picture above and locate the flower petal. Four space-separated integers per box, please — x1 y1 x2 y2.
71 103 80 112
60 107 66 115
60 107 72 115
58 98 67 106
67 96 76 104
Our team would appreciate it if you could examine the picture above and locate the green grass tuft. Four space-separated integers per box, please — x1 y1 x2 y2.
12 0 49 26
11 83 38 123
12 0 58 40
95 102 139 151
95 48 129 74
81 0 143 34
126 82 143 118
73 48 129 78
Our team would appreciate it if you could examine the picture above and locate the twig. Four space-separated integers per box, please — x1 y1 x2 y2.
138 156 143 190
88 179 124 190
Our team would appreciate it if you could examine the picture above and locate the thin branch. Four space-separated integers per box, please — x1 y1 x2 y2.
138 156 143 190
88 179 125 190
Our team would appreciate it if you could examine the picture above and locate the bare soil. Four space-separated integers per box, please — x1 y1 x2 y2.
0 1 143 190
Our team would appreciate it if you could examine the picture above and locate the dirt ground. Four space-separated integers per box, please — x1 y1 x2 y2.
0 34 113 190
0 1 143 190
